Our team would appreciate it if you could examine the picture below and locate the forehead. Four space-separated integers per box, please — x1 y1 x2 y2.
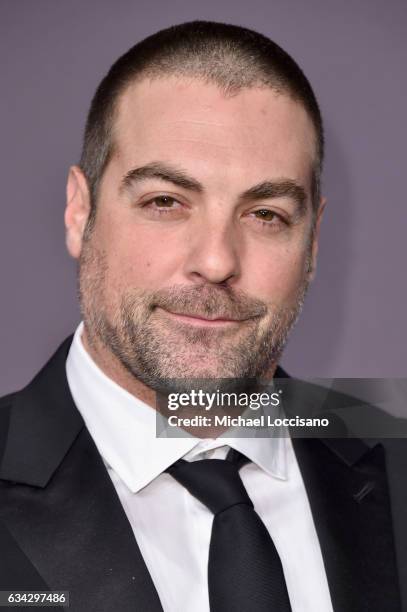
112 77 316 186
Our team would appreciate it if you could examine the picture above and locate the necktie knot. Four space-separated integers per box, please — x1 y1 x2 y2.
166 455 253 515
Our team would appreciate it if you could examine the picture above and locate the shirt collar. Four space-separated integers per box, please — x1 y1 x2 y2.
66 323 287 493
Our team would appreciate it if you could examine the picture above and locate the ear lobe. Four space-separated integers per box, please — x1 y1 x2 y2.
308 196 327 282
65 166 92 259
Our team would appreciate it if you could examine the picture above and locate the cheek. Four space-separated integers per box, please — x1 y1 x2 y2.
244 245 309 304
101 223 183 292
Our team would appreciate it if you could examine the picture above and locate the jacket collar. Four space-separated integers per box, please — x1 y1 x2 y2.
274 364 374 466
0 352 374 487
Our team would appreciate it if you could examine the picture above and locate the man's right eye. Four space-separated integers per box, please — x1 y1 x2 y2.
148 195 179 208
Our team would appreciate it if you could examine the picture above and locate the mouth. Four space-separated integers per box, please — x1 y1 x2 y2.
155 307 254 328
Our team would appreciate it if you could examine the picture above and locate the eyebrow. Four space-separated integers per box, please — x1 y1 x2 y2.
240 180 307 215
120 161 308 214
121 161 203 193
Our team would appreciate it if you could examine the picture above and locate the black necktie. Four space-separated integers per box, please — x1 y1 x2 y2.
166 448 292 611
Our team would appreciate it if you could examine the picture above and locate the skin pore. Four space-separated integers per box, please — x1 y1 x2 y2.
65 76 326 408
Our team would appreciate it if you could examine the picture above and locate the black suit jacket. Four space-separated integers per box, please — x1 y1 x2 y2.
0 337 405 611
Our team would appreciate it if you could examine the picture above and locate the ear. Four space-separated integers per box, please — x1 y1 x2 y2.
65 166 92 259
308 195 327 281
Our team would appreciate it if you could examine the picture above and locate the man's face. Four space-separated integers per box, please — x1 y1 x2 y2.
67 77 324 389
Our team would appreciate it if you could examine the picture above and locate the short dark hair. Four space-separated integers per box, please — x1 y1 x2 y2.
80 20 324 224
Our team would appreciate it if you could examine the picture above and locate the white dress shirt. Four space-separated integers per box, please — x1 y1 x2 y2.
66 323 334 612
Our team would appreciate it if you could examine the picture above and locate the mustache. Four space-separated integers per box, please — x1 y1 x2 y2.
149 284 268 320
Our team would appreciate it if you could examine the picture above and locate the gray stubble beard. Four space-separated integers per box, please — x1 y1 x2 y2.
78 240 311 394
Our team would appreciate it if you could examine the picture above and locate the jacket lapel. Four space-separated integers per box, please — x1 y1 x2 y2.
274 367 401 611
292 433 401 612
0 337 163 612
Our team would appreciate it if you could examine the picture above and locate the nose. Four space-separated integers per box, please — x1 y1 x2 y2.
183 212 241 285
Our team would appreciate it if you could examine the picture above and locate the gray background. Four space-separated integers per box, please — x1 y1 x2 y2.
0 0 406 396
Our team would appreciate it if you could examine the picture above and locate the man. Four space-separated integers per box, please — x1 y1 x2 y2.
0 20 405 612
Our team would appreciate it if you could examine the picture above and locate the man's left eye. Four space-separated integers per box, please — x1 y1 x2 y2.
251 209 286 224
253 209 276 221
149 196 179 208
